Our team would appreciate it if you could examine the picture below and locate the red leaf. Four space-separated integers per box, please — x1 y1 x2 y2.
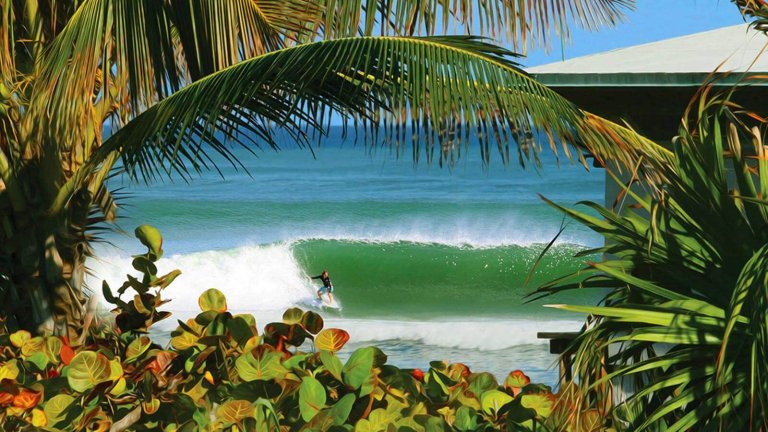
60 344 75 365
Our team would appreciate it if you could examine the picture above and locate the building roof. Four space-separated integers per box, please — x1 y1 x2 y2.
528 24 768 87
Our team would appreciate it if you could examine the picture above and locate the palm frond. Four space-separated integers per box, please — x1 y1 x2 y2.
322 0 634 53
535 79 768 430
51 35 638 213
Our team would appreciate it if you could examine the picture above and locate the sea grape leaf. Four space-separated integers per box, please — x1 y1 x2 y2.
46 337 63 363
235 347 288 381
368 408 399 426
520 392 555 418
135 224 163 258
282 307 304 324
227 316 255 348
468 372 498 398
26 352 50 370
329 393 356 425
234 313 257 328
283 353 310 370
0 360 19 381
505 370 531 396
342 347 375 394
10 330 30 348
481 390 514 416
67 351 112 392
315 328 350 353
231 380 282 400
198 288 227 313
216 400 255 425
299 376 327 422
320 350 344 381
301 311 324 334
454 406 479 431
126 336 152 362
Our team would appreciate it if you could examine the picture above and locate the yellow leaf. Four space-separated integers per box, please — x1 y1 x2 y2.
198 288 227 313
170 331 199 350
110 377 127 396
143 398 161 414
109 358 123 381
29 408 47 427
216 400 254 425
10 330 30 348
21 337 46 357
0 361 20 382
183 378 208 403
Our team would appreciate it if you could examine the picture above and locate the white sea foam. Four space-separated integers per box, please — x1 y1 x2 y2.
89 243 316 312
326 318 582 351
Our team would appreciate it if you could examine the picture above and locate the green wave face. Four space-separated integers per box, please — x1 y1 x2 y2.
293 240 598 319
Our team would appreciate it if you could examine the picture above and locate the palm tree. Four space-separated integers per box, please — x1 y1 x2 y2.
0 0 655 338
531 2 768 430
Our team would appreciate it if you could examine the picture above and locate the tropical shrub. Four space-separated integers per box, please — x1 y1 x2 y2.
532 79 768 430
0 226 558 431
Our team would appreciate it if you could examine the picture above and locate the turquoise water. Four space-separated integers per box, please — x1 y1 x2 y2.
93 132 604 384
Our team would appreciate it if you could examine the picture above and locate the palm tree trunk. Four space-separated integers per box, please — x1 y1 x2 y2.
3 215 87 337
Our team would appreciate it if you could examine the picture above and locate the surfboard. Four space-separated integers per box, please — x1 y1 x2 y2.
302 297 342 311
314 297 341 310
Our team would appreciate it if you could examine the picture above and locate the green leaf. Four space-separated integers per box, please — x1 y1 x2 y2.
227 316 255 348
342 347 375 395
315 328 350 353
235 347 288 382
299 376 327 422
135 225 163 258
520 392 555 418
282 307 304 324
44 394 75 427
454 406 479 431
328 393 356 425
198 288 227 313
26 352 50 370
481 390 513 416
67 351 112 392
320 350 344 381
126 336 152 362
468 372 498 398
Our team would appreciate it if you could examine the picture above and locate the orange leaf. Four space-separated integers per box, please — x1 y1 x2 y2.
12 390 41 410
60 345 75 366
146 351 176 374
0 392 14 406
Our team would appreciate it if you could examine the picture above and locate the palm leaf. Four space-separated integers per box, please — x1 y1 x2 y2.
537 79 768 430
52 35 619 212
321 0 634 53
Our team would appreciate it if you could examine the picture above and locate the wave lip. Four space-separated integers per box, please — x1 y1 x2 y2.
90 243 317 312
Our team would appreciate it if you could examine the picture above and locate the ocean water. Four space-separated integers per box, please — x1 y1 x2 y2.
90 132 605 385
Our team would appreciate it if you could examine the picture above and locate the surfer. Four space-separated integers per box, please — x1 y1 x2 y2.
309 270 334 303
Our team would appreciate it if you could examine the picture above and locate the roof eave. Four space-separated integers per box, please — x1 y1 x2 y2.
531 72 768 87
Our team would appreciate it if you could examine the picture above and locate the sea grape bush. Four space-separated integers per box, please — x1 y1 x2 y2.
0 226 561 431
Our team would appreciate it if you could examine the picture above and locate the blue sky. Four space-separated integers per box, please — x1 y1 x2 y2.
524 0 746 66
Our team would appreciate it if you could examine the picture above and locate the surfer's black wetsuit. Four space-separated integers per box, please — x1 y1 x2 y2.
311 274 333 291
